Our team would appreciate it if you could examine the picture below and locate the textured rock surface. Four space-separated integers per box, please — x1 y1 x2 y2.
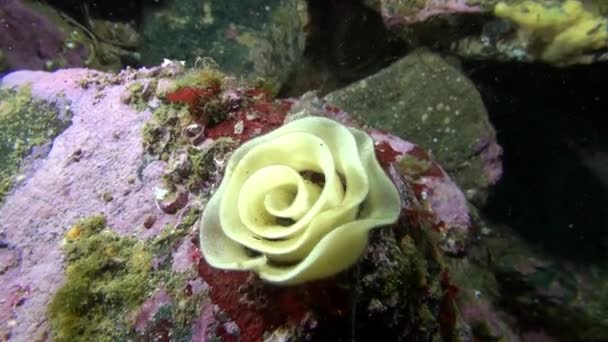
0 0 91 73
365 0 482 25
325 50 502 204
0 67 181 339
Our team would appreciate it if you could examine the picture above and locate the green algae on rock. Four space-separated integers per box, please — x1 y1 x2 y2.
142 104 190 161
122 79 158 112
0 85 72 203
48 213 208 341
48 216 153 341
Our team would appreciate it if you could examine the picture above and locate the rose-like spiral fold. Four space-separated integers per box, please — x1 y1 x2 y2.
200 116 400 284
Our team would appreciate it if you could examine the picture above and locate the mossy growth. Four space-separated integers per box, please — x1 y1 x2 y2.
49 210 213 341
149 205 201 254
163 138 238 192
173 65 225 91
398 154 433 179
396 235 431 294
48 216 154 342
246 76 280 98
0 85 72 203
124 79 158 112
142 104 190 161
142 66 231 162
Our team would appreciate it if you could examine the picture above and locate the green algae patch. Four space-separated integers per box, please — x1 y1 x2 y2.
48 216 153 342
149 206 201 254
0 85 72 203
172 66 225 91
123 79 157 112
49 213 212 341
138 270 207 342
142 104 190 161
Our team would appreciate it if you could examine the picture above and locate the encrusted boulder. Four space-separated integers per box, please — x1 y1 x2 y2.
0 63 495 341
0 0 91 73
325 50 502 205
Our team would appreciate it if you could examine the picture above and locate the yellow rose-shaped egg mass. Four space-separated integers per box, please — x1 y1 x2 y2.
200 116 400 285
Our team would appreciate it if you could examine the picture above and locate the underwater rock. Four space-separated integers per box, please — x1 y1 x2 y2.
360 0 486 52
365 0 482 25
0 63 484 340
452 0 608 66
0 0 91 73
0 66 186 340
325 50 502 205
140 0 308 87
450 223 608 341
189 91 477 339
362 0 608 66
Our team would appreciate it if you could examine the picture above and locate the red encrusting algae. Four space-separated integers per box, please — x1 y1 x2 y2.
164 81 292 143
439 270 459 340
205 100 290 142
375 141 401 165
166 86 220 116
197 257 349 342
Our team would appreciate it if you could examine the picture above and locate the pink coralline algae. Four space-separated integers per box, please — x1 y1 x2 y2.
380 0 482 25
0 67 183 340
370 124 472 255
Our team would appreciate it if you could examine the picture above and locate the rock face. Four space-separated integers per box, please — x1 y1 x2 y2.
362 0 608 66
0 67 183 339
0 0 91 73
325 50 502 204
365 0 482 25
450 222 608 341
140 0 308 86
